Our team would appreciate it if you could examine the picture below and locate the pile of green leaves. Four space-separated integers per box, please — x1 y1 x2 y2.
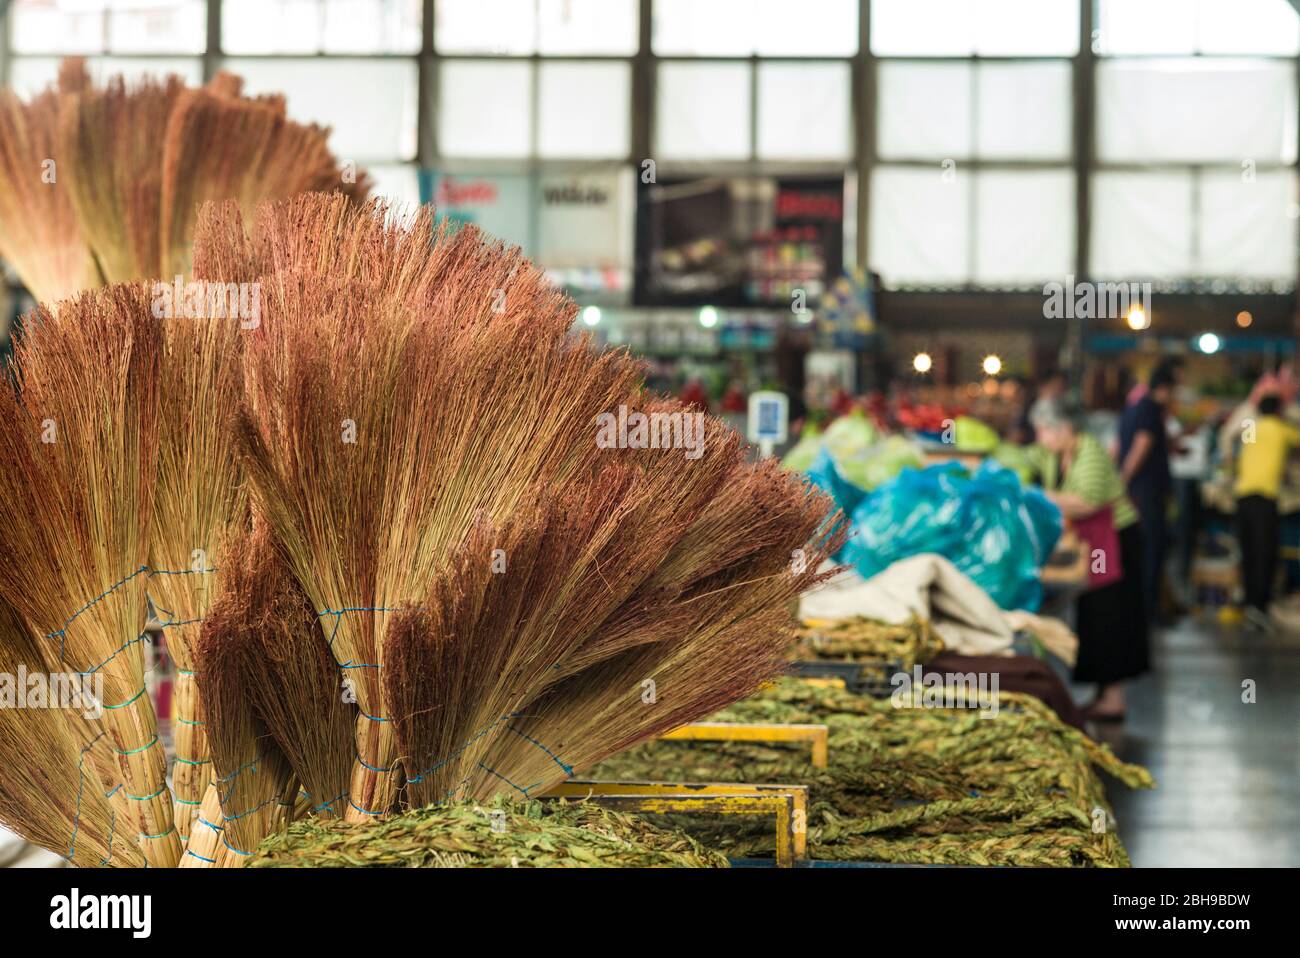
793 616 943 673
250 797 729 868
593 679 1153 867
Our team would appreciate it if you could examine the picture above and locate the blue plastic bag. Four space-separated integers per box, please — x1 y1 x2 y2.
811 457 1061 611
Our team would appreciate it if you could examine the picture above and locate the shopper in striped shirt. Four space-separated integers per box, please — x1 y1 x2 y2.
1034 402 1150 722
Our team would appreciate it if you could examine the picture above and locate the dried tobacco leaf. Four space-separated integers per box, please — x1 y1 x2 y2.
592 678 1153 867
249 797 729 868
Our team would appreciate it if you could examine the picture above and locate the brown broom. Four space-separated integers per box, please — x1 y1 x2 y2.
0 597 145 868
159 71 370 280
191 527 297 867
193 193 841 820
56 60 184 285
0 283 178 866
0 59 367 302
222 204 645 819
225 521 356 821
480 460 843 792
386 451 840 805
147 280 249 841
0 85 102 303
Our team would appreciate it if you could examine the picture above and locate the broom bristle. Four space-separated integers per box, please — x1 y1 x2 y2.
160 86 369 279
57 70 184 283
0 57 368 302
0 597 145 867
193 528 297 866
0 86 101 302
230 521 356 820
0 283 178 865
147 270 249 839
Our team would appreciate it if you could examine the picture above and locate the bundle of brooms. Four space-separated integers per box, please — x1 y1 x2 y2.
0 59 370 848
0 192 842 867
0 58 368 301
593 677 1154 867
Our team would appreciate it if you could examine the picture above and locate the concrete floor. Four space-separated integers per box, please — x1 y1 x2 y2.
1090 616 1300 867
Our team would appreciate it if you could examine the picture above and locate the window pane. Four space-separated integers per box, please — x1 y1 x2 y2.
436 0 536 54
973 170 1074 284
655 62 751 160
654 0 856 56
1096 0 1196 55
869 166 971 285
871 0 1077 56
652 0 754 56
539 0 638 55
439 61 533 158
10 0 106 53
11 0 206 54
1097 60 1297 164
1091 172 1195 280
756 63 851 161
753 0 858 56
1097 0 1300 56
226 0 421 55
7 56 203 97
973 0 1078 56
322 0 422 53
976 62 1071 160
1198 171 1298 279
870 0 975 56
538 62 630 159
877 62 972 160
223 0 321 53
1198 0 1300 55
108 0 206 53
226 58 418 161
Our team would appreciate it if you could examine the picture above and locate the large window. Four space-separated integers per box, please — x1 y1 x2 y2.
1091 0 1300 285
868 0 1079 289
2 0 1298 295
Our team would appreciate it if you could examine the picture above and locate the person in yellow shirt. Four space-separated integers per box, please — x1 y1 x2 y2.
1235 394 1300 628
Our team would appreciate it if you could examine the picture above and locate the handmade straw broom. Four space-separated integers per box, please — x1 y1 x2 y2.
0 84 101 303
190 524 300 866
0 597 145 868
147 281 249 841
0 284 178 866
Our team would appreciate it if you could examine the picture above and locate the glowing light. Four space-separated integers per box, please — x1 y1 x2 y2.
1126 305 1148 331
698 306 719 328
1197 333 1221 354
581 306 602 327
1236 310 1253 328
913 352 933 374
982 354 1002 377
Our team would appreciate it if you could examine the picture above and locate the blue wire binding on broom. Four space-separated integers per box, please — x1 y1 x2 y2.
507 725 574 775
404 710 524 784
46 566 149 663
65 730 110 864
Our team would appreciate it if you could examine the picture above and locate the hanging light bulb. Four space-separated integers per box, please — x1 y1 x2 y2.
913 352 933 374
982 354 1002 377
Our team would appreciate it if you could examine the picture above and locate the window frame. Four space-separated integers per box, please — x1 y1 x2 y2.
0 0 1295 293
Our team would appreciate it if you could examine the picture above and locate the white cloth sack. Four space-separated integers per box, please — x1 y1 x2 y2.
799 553 1015 657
